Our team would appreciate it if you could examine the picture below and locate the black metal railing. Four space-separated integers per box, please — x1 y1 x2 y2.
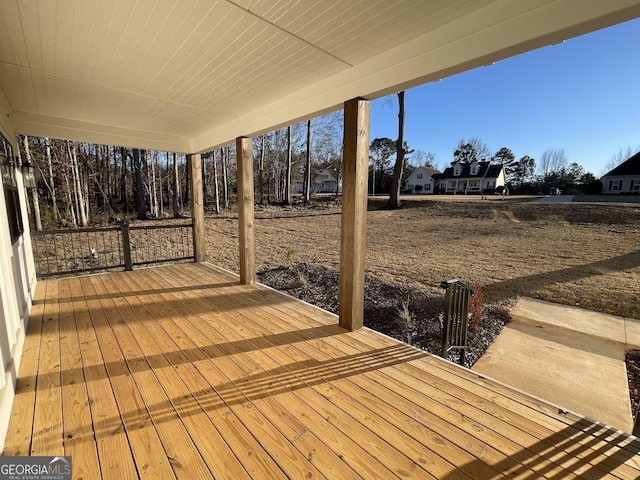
31 222 194 278
440 278 474 366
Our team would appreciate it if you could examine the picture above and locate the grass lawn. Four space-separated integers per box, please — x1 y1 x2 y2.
204 196 640 320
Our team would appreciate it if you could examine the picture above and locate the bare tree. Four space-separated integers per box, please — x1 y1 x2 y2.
453 138 491 165
539 148 568 180
133 148 147 220
63 156 77 226
284 125 292 204
304 119 312 203
44 137 59 220
69 142 88 226
259 135 265 204
212 150 220 213
601 145 640 176
21 136 42 230
388 91 406 209
411 149 437 169
151 151 159 218
120 147 128 210
172 152 180 217
221 147 229 208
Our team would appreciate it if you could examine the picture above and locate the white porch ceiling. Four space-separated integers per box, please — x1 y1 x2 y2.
1 0 639 153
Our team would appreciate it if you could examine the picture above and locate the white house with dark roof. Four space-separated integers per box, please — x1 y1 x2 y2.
433 160 505 194
405 166 440 194
314 169 342 194
602 150 640 194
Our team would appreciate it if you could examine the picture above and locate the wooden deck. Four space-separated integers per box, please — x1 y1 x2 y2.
3 263 640 479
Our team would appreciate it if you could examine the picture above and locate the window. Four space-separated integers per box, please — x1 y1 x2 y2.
1 133 23 244
417 173 422 179
609 180 621 191
425 184 431 191
632 179 640 191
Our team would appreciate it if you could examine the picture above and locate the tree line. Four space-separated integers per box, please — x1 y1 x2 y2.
18 112 345 230
448 138 602 194
368 135 606 196
18 99 636 231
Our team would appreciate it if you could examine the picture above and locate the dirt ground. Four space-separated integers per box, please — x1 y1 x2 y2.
204 196 640 320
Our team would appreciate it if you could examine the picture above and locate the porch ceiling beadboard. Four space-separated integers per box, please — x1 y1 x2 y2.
1 0 640 152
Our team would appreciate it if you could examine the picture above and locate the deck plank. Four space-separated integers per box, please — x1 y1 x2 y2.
132 268 388 479
68 277 139 480
30 279 63 456
130 269 359 480
5 264 640 480
58 279 101 479
102 272 260 480
2 281 45 456
117 269 350 480
79 276 177 479
86 275 209 480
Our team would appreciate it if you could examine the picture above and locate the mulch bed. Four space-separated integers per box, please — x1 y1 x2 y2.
258 263 510 368
626 350 640 423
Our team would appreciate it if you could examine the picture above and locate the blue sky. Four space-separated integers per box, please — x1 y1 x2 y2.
369 17 640 176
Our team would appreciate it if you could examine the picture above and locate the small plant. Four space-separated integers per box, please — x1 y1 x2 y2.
288 273 307 289
469 286 486 332
391 297 414 345
284 246 295 268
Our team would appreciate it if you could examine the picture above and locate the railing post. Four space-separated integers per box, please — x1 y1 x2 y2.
121 223 133 271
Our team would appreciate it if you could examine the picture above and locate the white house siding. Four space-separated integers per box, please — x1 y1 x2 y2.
602 176 640 194
405 167 436 194
484 169 504 191
0 93 36 449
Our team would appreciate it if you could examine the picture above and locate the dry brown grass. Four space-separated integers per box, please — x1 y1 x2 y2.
204 196 640 320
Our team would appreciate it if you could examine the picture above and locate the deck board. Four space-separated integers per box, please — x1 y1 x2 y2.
68 276 139 480
4 263 640 479
2 281 45 456
31 279 63 456
59 278 101 479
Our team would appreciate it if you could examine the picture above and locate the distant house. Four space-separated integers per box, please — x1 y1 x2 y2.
433 160 505 194
601 151 640 194
314 169 342 193
405 166 440 194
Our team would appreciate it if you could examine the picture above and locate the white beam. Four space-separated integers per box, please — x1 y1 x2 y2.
11 111 192 153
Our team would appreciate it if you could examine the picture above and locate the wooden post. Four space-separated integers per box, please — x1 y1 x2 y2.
188 153 207 262
121 223 133 271
237 137 256 284
339 98 370 331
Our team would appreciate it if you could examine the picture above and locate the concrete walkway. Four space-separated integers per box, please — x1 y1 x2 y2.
473 297 638 433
